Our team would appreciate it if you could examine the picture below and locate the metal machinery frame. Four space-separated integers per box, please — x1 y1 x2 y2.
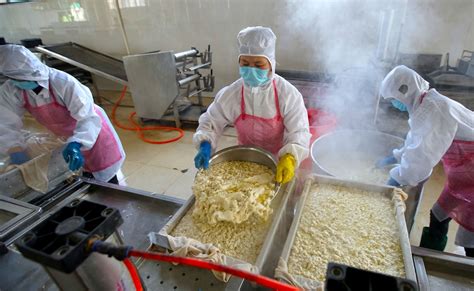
123 46 214 127
36 43 214 128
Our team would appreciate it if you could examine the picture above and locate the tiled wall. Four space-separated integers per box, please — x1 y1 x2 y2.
1 0 473 91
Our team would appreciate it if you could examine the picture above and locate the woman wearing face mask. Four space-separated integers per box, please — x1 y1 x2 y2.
378 65 474 257
0 45 125 184
193 26 311 184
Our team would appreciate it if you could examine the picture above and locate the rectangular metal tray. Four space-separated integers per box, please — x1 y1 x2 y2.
81 179 184 251
278 174 417 286
412 246 474 291
151 179 296 287
0 195 42 244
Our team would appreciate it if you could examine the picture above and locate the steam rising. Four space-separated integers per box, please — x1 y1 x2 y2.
282 0 408 129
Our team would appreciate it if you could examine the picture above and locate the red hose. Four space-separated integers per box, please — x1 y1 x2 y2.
129 250 300 291
123 258 143 291
111 86 184 144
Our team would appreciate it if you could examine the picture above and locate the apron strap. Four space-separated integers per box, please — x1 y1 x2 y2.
419 91 428 104
22 90 31 108
48 83 62 106
240 84 246 115
272 79 282 118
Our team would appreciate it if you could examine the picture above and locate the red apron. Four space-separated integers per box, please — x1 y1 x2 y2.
234 80 284 155
438 140 474 232
22 86 122 173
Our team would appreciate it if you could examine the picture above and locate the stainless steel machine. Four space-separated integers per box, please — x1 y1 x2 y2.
123 46 214 127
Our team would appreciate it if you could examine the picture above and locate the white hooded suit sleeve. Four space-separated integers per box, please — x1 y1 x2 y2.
390 99 457 186
193 87 233 150
0 104 25 153
54 74 101 150
278 85 310 166
393 131 411 162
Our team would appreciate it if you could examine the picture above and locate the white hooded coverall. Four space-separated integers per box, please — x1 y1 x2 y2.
380 65 474 247
0 45 125 182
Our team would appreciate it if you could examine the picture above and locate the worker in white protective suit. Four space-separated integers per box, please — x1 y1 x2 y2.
0 45 125 184
378 65 474 257
193 26 310 184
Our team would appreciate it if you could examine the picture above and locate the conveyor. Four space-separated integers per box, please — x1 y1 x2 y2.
36 43 128 85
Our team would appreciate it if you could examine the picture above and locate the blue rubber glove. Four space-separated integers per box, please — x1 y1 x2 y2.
62 142 84 171
387 177 401 187
9 151 29 165
194 141 211 169
376 155 398 168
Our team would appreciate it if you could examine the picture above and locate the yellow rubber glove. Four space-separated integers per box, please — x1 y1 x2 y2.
276 154 296 184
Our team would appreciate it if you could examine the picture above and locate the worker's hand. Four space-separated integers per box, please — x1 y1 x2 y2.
387 177 401 187
63 142 84 171
9 151 29 165
194 141 211 169
276 154 296 184
376 155 398 168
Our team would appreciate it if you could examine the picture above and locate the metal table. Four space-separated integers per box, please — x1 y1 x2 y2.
2 177 473 291
0 179 183 291
0 174 299 291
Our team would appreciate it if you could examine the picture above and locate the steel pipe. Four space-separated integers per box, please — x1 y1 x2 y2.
174 49 198 61
178 74 200 86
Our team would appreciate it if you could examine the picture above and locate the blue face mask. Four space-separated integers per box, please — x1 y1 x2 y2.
239 67 270 87
12 80 38 90
391 99 408 112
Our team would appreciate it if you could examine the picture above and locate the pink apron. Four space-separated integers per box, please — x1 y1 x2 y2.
416 92 474 232
438 140 474 232
234 80 284 155
22 86 123 173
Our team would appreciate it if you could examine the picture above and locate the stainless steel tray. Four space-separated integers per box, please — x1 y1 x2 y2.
150 146 298 289
412 246 474 291
278 174 417 286
0 195 42 244
153 179 295 265
81 179 184 251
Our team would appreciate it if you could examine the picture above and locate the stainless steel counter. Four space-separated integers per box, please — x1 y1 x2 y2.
2 178 473 291
0 179 183 291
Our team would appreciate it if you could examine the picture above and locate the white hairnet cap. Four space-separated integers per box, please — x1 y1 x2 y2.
237 26 276 73
380 65 429 110
0 44 49 81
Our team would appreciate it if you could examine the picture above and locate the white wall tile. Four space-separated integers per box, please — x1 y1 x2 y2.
1 0 472 91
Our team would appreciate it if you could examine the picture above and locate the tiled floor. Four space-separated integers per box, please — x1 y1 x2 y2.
23 90 465 256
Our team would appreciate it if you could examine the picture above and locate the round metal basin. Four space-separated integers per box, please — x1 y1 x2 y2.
210 146 277 171
311 130 404 184
209 145 281 194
